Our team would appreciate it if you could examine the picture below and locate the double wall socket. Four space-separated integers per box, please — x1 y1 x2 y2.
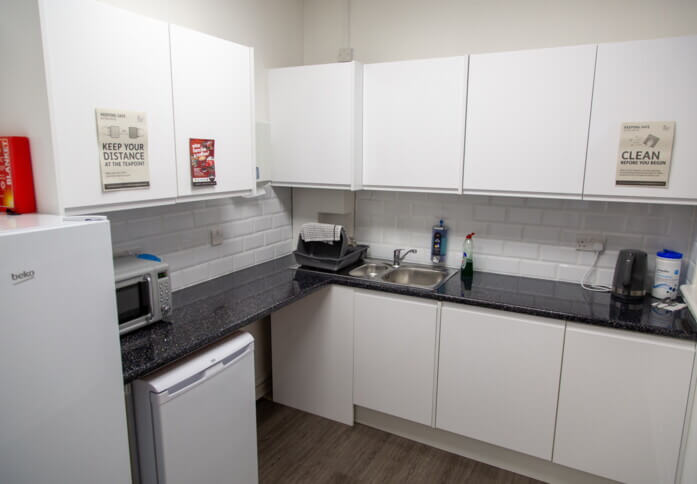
576 235 605 252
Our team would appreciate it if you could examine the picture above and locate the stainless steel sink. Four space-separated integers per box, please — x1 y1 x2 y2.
381 266 452 289
348 262 391 279
348 260 456 290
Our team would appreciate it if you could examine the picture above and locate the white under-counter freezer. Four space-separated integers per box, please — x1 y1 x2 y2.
133 332 258 484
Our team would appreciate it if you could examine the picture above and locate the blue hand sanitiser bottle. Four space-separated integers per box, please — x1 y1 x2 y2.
431 219 448 264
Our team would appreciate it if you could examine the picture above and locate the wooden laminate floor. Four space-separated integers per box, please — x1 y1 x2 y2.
256 399 545 484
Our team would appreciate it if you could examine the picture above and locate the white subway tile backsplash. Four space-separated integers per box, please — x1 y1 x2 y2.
355 190 697 285
503 241 539 259
487 223 523 240
107 187 294 290
193 207 221 227
474 205 506 222
541 211 580 228
162 212 194 232
243 233 265 251
508 207 542 225
233 251 255 271
540 245 577 263
519 260 557 279
522 225 560 243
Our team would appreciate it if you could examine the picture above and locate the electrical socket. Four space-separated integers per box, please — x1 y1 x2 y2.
576 235 604 252
210 226 223 246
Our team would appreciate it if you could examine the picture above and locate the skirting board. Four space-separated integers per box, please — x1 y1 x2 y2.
354 406 617 484
256 377 271 401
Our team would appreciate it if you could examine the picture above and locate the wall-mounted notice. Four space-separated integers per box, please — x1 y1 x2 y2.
616 121 675 187
95 109 149 191
189 138 217 186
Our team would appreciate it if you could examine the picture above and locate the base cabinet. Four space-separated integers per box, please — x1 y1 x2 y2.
353 291 438 426
553 324 695 484
436 304 565 460
271 286 354 425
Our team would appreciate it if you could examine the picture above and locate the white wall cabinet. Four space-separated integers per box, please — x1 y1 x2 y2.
268 62 363 189
362 57 467 193
583 35 697 204
1 0 258 215
553 324 695 484
353 291 438 426
37 0 178 213
271 286 355 426
170 25 256 201
436 304 565 460
463 45 596 198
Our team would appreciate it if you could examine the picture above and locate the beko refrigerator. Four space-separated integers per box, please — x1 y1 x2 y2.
0 214 132 484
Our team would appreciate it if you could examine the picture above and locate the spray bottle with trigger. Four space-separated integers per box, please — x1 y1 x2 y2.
461 233 476 280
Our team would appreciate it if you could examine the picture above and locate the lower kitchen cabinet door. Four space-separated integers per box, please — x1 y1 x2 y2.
436 304 564 460
271 286 354 426
354 291 438 426
553 324 695 484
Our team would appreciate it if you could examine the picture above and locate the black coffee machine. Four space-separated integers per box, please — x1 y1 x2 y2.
612 249 648 301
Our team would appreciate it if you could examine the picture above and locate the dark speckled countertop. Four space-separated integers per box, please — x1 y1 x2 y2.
121 255 697 383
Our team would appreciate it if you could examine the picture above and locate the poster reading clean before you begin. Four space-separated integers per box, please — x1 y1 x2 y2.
616 121 675 187
95 108 149 191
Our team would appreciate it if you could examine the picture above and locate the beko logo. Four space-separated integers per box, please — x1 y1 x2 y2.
11 270 35 285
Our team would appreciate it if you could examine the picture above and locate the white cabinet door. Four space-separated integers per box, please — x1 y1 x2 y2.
39 0 177 212
436 304 565 460
353 291 438 426
170 25 255 201
362 57 467 193
584 36 697 204
553 324 695 484
463 45 596 198
268 62 362 189
271 286 354 426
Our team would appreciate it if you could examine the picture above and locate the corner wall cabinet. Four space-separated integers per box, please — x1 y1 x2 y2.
268 62 363 189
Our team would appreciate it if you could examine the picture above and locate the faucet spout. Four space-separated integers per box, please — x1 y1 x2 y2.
393 248 417 267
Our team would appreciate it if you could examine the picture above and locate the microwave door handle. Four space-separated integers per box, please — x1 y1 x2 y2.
143 274 155 320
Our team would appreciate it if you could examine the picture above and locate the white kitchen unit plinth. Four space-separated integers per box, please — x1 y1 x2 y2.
353 291 439 426
362 57 467 193
463 45 596 198
553 323 695 484
436 304 565 460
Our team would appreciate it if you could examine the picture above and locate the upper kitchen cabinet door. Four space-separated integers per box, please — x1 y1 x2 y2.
170 25 256 201
362 57 467 193
39 0 178 213
584 36 697 204
463 45 596 198
268 62 363 189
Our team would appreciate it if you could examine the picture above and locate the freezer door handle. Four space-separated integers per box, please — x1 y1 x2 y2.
155 345 252 403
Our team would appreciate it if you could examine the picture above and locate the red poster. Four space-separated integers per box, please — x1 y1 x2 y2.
189 138 216 186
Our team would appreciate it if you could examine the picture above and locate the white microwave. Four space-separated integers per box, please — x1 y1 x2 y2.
114 256 172 335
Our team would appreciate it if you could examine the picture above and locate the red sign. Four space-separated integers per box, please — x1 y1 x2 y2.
189 138 216 186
